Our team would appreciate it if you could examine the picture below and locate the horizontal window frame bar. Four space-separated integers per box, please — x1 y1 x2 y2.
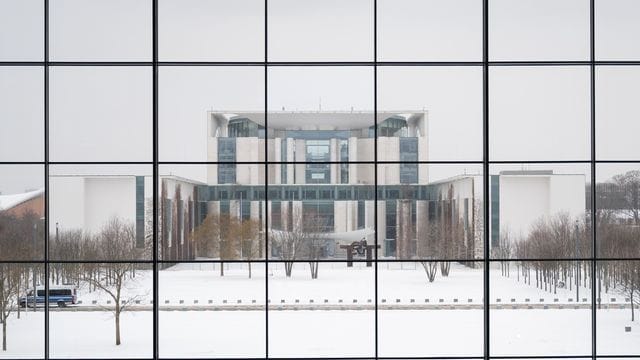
3 258 640 264
3 61 640 67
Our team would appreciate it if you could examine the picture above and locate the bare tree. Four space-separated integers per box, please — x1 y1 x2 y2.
612 170 640 225
417 218 440 283
191 214 220 259
238 218 262 279
83 218 143 346
0 264 22 351
303 209 329 280
270 204 306 277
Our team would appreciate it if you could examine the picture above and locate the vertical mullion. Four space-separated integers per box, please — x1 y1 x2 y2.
43 0 50 358
152 0 159 359
373 0 379 359
590 0 597 359
482 1 490 360
264 0 269 358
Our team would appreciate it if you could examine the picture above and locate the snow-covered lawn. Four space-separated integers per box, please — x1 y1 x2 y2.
1 309 639 358
70 262 621 306
1 262 639 358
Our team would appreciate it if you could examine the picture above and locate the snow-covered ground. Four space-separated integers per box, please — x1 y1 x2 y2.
66 262 627 306
2 309 638 358
1 262 638 358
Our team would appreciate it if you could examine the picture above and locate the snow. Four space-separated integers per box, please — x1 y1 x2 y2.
2 309 638 358
72 262 618 306
1 263 639 358
0 188 43 211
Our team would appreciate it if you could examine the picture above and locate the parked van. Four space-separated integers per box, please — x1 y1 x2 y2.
19 285 77 308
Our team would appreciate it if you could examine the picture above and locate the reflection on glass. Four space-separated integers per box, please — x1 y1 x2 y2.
50 67 152 162
489 66 590 161
489 0 589 61
0 67 44 162
490 261 592 356
49 165 152 261
596 0 640 60
378 261 483 357
0 263 44 358
268 262 374 358
0 0 43 61
489 163 590 259
596 66 640 160
377 66 483 161
377 164 484 260
49 0 151 61
267 0 373 61
159 165 266 262
0 165 44 261
267 67 374 161
48 263 152 358
159 262 266 358
159 66 264 162
378 0 482 61
596 261 640 356
596 163 640 258
158 0 264 61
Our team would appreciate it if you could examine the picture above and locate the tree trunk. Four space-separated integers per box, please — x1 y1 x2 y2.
220 262 224 277
285 262 293 277
631 283 635 322
2 318 6 351
115 305 121 346
309 262 319 279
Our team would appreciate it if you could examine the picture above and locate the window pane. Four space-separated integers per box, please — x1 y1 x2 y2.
48 263 152 358
596 0 640 60
50 0 151 61
0 67 43 162
0 263 44 358
596 66 640 160
377 164 484 261
160 164 266 262
378 0 482 61
267 0 373 61
267 66 374 161
0 165 44 261
0 0 43 61
490 260 592 356
490 66 590 161
596 163 640 257
489 163 591 259
489 0 590 61
378 66 482 161
159 66 264 162
378 261 483 357
159 262 266 358
596 260 640 356
267 261 374 357
267 164 374 261
159 0 264 61
49 165 152 261
50 67 152 162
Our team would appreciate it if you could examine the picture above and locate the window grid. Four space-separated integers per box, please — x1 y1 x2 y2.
0 0 638 359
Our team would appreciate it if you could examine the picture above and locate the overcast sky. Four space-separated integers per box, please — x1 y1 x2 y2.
1 0 640 194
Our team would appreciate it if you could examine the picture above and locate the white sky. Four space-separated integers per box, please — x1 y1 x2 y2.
1 0 640 193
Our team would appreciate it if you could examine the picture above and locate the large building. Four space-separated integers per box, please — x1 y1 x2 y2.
42 111 586 262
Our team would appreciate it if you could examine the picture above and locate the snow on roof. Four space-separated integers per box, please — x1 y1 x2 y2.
0 188 44 211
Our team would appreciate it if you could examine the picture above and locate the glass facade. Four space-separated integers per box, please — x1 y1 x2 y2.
1 1 639 360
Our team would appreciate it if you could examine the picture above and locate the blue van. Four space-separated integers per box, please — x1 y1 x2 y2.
19 286 78 308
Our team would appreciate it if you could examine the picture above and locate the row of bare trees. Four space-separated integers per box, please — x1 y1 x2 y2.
191 206 329 279
0 216 145 350
496 211 640 322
